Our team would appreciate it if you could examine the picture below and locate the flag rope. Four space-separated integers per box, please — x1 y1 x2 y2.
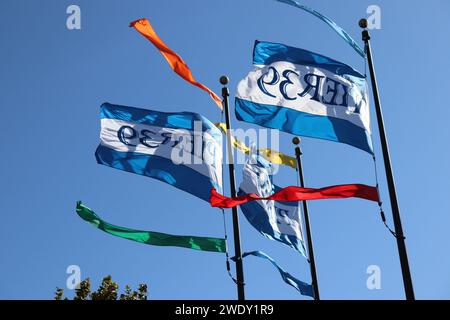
218 110 239 285
221 208 238 285
295 166 310 264
372 155 405 240
363 51 401 239
366 52 404 240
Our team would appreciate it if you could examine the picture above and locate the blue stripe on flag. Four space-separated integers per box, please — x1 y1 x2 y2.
253 41 364 78
95 145 218 202
235 97 373 154
100 102 221 136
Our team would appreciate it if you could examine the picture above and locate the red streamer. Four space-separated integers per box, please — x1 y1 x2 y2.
210 184 379 208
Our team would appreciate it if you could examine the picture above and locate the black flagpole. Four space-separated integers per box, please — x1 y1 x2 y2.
220 75 246 300
293 137 320 300
359 19 415 300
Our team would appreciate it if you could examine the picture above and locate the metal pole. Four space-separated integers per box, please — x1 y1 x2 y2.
293 137 320 300
359 19 415 300
220 76 245 300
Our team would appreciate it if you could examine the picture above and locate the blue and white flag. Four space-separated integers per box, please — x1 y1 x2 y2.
236 41 373 154
238 149 306 257
95 103 223 202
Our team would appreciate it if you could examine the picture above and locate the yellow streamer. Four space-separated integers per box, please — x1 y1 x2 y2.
215 123 297 169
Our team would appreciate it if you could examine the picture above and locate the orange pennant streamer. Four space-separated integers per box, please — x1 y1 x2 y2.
130 18 223 110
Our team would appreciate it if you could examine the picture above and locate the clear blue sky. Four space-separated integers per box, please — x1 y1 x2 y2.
1 0 449 300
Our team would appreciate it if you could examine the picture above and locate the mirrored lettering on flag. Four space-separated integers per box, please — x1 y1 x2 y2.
236 41 373 154
96 103 222 202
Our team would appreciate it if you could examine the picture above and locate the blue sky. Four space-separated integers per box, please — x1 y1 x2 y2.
1 0 449 300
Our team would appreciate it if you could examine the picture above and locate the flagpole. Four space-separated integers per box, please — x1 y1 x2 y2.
220 75 246 300
293 137 320 300
359 19 415 300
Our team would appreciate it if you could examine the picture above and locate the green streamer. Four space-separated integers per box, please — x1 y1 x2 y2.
76 201 226 253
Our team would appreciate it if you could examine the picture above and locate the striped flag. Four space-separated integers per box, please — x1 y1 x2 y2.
235 41 373 154
95 102 222 202
238 151 306 256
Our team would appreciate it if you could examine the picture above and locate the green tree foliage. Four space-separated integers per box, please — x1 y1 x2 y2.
54 275 148 300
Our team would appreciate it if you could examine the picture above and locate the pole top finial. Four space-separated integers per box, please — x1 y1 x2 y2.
359 18 368 29
292 137 301 145
220 76 229 86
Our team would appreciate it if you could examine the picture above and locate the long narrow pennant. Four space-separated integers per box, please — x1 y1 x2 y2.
233 251 313 297
130 18 223 109
276 0 365 58
76 201 226 253
259 147 297 170
210 184 379 208
215 122 297 169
